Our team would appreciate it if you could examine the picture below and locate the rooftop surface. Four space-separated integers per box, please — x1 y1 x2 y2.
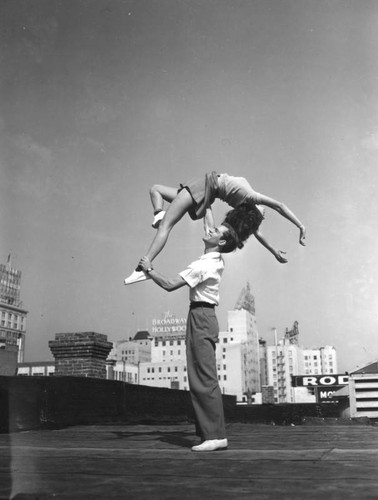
1 421 378 500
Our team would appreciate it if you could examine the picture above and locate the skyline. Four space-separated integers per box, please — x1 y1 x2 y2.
2 0 378 373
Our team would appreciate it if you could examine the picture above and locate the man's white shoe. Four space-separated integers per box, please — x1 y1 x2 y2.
191 438 228 452
124 270 150 285
152 211 166 229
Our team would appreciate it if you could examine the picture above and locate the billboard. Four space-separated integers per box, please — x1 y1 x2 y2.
151 311 187 339
292 374 349 404
291 374 349 387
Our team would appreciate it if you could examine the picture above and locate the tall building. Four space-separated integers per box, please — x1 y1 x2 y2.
228 283 261 398
216 305 260 402
263 323 338 403
303 345 338 375
0 257 28 364
266 332 304 404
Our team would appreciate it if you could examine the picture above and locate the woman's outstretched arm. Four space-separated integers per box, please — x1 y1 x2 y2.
254 229 288 263
258 194 306 246
203 208 215 235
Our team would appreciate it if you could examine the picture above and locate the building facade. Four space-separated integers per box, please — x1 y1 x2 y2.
138 312 188 389
262 323 338 404
303 345 338 375
266 339 304 403
17 361 55 377
0 258 28 365
109 330 152 364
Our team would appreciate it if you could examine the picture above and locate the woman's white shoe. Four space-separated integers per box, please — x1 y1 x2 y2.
152 211 166 228
124 270 150 285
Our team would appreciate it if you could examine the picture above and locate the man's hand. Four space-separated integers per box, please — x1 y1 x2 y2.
275 250 288 264
299 226 306 246
138 256 152 273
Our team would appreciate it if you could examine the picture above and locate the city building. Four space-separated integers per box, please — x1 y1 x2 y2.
303 345 338 375
138 311 188 390
17 361 55 377
0 256 28 373
216 303 260 402
109 330 152 364
262 322 339 404
111 360 139 384
265 323 304 403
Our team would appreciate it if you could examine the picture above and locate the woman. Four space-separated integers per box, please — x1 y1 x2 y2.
124 171 306 284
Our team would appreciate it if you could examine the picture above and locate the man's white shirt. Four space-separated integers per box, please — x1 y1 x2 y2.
179 251 224 305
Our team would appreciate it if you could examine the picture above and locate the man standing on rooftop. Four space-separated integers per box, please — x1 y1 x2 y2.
136 211 247 451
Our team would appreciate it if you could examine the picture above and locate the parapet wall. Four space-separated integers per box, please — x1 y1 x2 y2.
0 375 235 432
0 376 341 433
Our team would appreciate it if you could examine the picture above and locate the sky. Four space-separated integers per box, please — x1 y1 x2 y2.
1 0 378 373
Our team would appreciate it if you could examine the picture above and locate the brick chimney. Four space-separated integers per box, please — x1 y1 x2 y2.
49 332 113 379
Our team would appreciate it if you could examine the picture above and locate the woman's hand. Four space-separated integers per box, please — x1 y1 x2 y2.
299 226 306 246
275 250 288 264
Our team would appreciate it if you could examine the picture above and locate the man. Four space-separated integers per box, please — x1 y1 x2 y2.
138 221 241 452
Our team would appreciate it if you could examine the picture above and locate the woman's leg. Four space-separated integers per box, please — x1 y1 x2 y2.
144 188 194 262
150 185 178 212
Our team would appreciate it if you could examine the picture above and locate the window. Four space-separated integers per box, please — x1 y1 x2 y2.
223 338 227 343
223 375 227 380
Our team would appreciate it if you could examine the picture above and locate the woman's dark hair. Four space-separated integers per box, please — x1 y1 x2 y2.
222 201 264 251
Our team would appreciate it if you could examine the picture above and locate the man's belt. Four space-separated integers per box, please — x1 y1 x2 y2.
190 301 216 309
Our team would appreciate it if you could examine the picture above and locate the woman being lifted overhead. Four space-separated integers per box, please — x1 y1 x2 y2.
124 171 306 284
